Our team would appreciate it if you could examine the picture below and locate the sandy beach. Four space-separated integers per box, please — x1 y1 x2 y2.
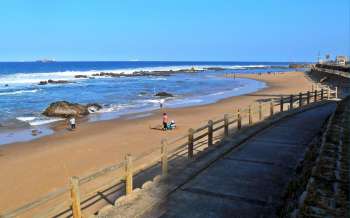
0 71 314 212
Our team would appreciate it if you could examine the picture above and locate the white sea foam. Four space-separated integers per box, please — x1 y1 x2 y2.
16 116 64 126
29 118 64 126
97 104 134 113
16 117 36 122
0 64 269 85
0 89 39 96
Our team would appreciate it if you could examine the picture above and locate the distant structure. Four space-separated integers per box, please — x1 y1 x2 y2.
317 53 349 66
36 59 56 63
335 56 348 66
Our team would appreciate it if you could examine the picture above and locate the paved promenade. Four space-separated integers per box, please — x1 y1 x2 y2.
138 103 336 218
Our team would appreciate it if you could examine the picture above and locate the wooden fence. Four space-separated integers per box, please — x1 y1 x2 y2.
0 88 338 218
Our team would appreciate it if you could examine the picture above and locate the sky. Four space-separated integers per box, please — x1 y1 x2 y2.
0 0 349 62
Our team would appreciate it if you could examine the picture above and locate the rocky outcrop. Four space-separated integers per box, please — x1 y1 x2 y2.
155 92 173 98
74 75 88 78
204 67 227 71
43 101 102 118
38 80 71 85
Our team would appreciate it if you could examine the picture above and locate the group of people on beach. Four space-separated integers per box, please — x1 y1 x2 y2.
65 103 175 132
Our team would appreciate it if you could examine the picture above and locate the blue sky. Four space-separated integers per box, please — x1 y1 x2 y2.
0 0 349 62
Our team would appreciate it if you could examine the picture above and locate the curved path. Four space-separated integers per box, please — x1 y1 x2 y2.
137 103 336 218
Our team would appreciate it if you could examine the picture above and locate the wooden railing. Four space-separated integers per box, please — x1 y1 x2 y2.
0 88 338 218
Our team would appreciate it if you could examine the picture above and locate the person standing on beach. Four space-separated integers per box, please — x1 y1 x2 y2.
159 99 165 109
162 113 168 130
69 116 76 130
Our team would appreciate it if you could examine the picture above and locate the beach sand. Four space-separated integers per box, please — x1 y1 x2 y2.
0 71 313 212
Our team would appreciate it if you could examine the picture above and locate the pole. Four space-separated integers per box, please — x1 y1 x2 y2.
161 139 168 176
70 177 82 218
248 105 252 125
335 86 338 99
188 128 194 158
237 109 241 129
224 114 229 137
280 97 284 112
327 87 330 100
258 103 262 120
270 100 274 116
314 90 317 102
125 154 133 195
208 120 213 146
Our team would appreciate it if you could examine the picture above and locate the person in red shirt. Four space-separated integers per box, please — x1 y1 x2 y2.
162 113 168 130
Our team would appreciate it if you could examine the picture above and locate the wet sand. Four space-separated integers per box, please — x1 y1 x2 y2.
0 71 313 212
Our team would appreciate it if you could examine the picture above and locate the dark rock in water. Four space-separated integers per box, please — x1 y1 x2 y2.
155 92 173 97
38 80 71 85
4 84 9 87
31 129 42 136
139 91 148 96
38 81 48 85
204 67 227 71
86 103 102 113
92 72 121 77
43 101 89 117
47 79 70 84
75 75 88 78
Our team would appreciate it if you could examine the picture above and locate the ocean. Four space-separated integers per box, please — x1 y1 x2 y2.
0 61 293 144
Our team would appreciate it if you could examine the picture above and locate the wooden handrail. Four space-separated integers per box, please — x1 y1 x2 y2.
0 186 68 218
79 162 124 185
2 88 337 218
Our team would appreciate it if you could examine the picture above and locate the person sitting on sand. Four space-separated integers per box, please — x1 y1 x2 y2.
168 120 176 130
162 113 168 130
68 116 76 130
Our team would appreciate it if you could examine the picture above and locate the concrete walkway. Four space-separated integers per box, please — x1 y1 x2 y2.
140 103 336 218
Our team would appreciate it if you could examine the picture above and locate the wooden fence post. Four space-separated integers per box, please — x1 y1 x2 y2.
320 89 324 100
224 114 229 137
311 84 314 92
161 139 168 176
248 105 252 125
70 176 82 218
289 95 293 109
258 103 262 120
335 86 338 99
237 109 241 129
314 90 317 102
280 97 284 112
125 154 133 195
188 128 194 158
270 100 274 116
307 91 310 104
327 87 330 100
299 92 302 107
208 120 213 146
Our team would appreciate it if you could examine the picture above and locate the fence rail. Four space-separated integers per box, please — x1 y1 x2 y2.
0 87 338 218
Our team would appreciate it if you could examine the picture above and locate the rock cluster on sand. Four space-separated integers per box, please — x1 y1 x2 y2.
38 80 71 85
43 101 102 118
155 92 173 97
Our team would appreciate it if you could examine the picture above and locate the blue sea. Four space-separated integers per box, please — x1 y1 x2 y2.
0 61 293 144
